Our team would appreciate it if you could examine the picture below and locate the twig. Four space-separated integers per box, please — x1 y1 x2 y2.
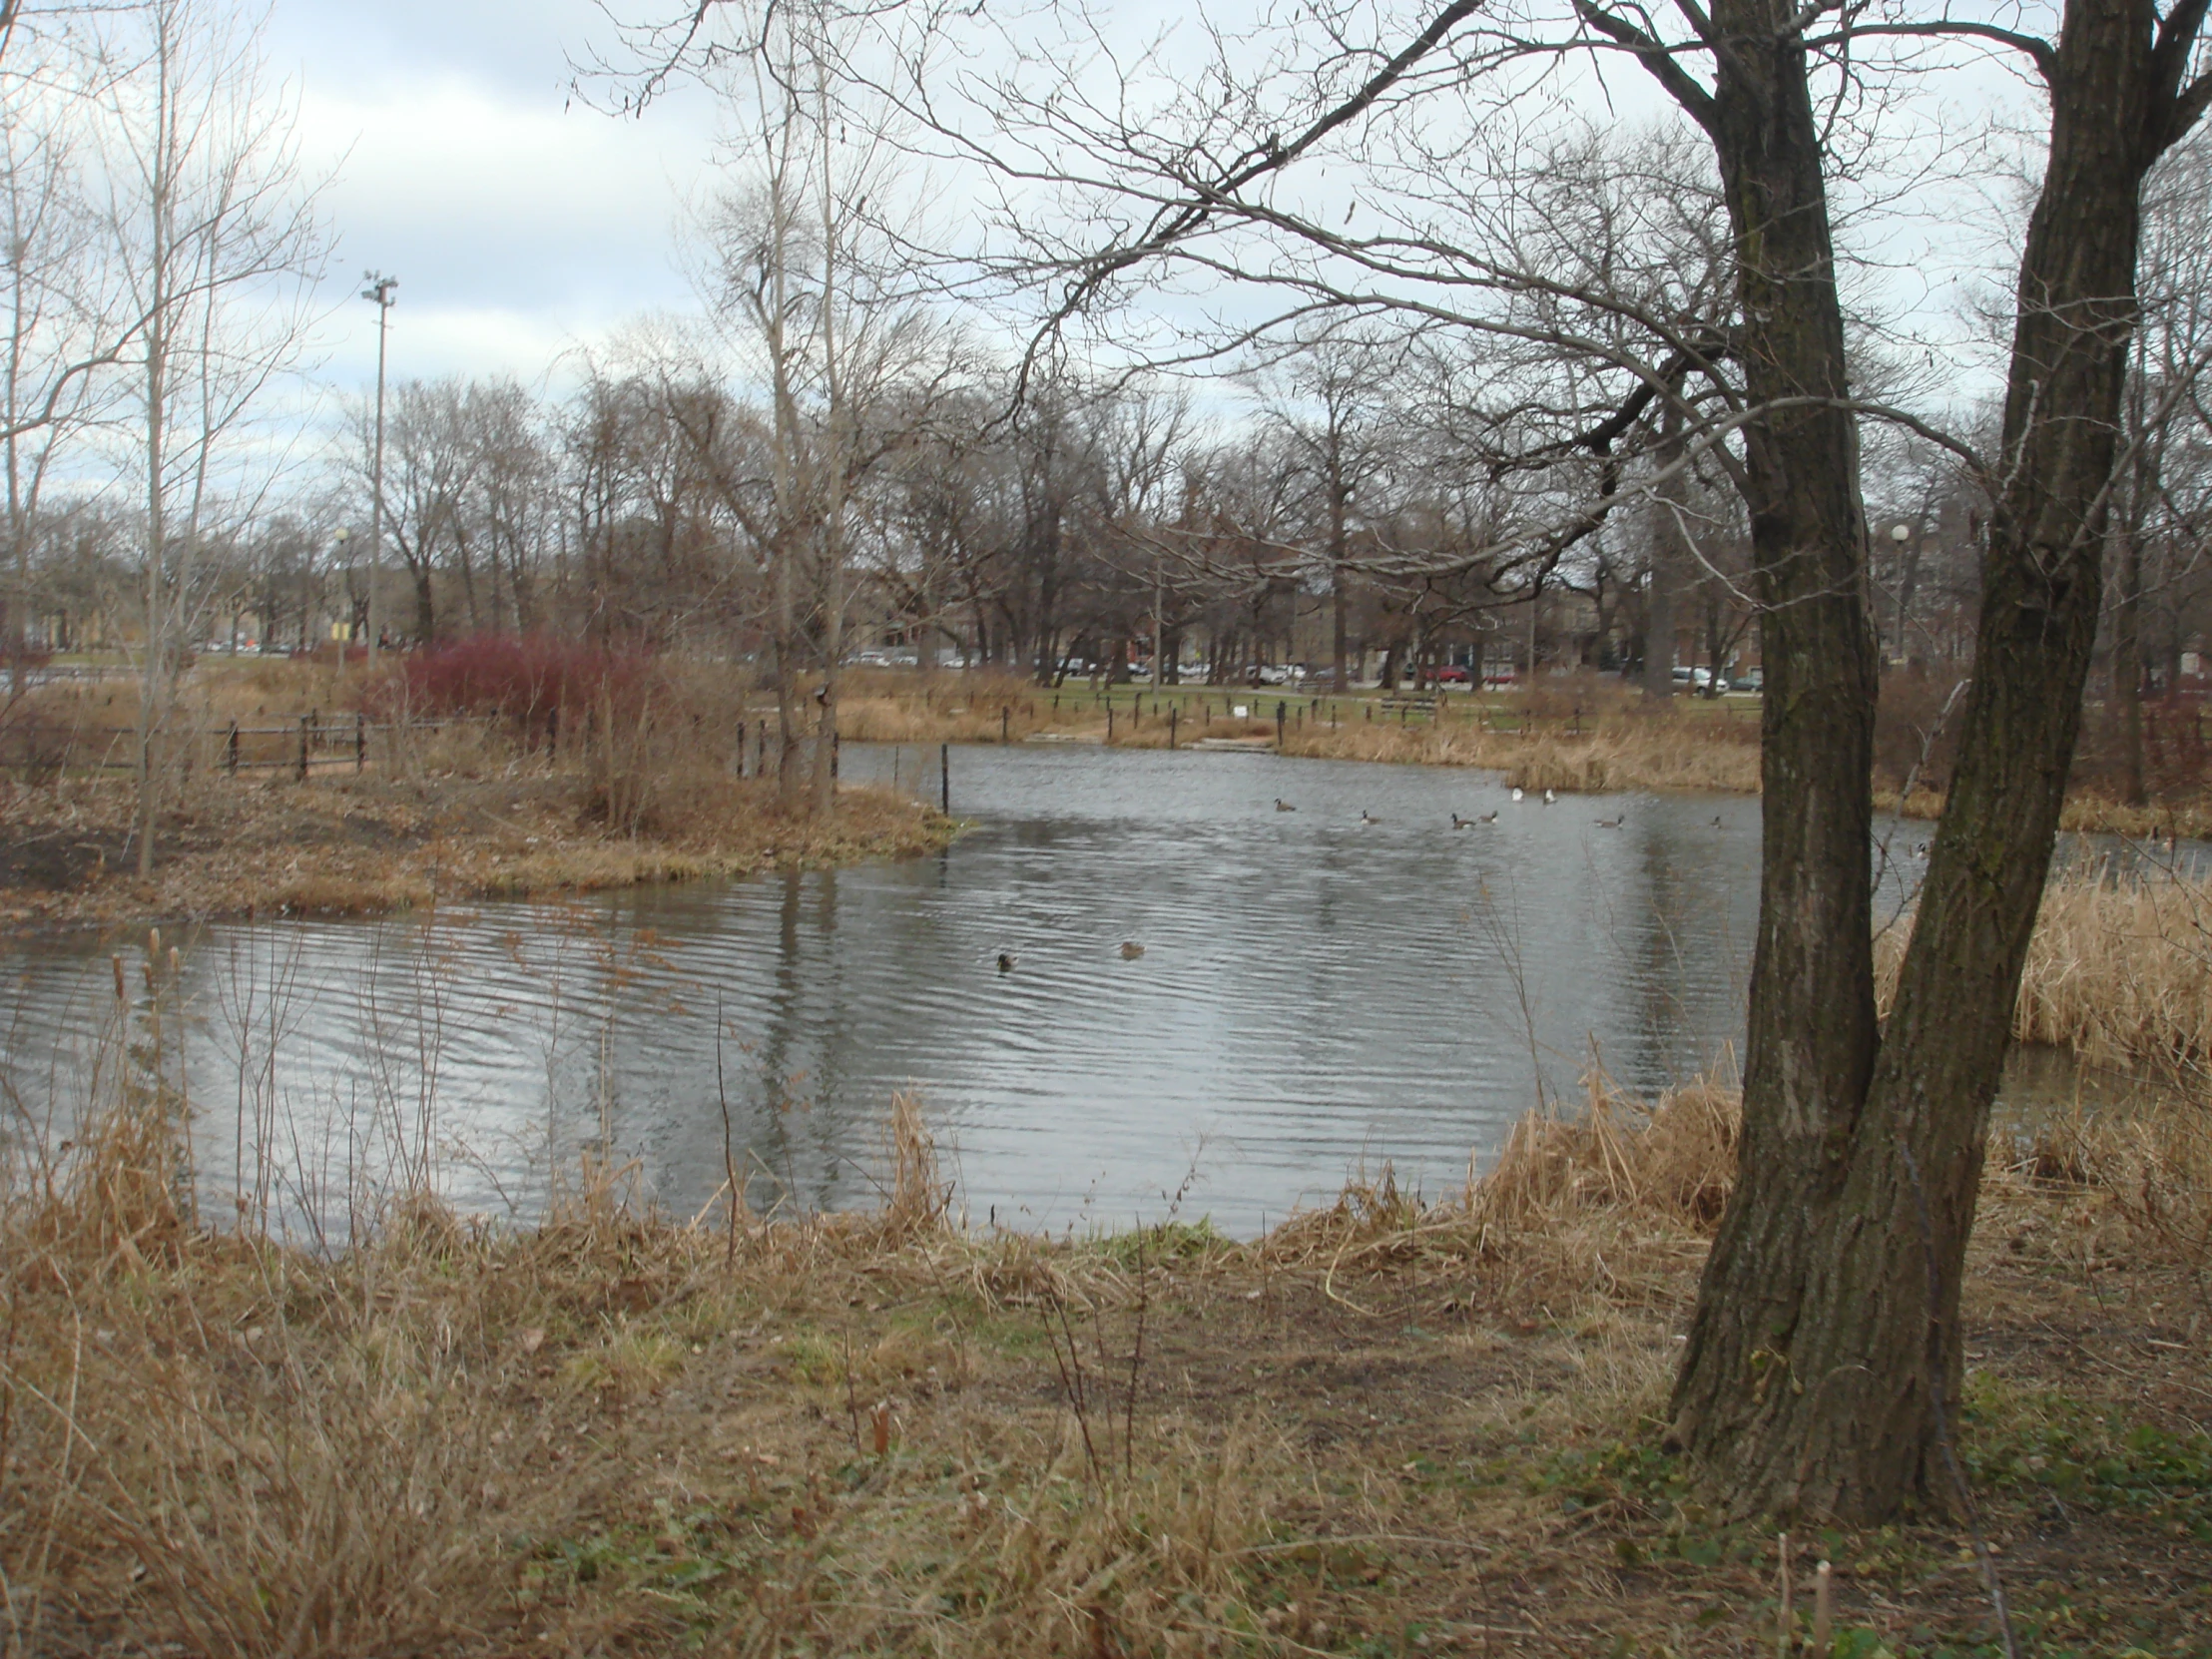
1123 1230 1148 1482
714 992 741 1269
1777 1530 1793 1658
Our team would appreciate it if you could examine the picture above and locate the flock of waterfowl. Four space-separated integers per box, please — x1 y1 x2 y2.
995 789 1716 974
1273 787 1629 830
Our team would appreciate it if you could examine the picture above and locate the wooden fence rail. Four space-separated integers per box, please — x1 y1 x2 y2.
0 714 498 780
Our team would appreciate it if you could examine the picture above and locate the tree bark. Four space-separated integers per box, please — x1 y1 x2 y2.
1762 0 2185 1517
1671 0 2206 1519
1656 0 1885 1513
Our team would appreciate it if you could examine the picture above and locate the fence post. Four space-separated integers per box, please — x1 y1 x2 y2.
1276 701 1286 748
355 711 366 772
1001 706 1009 745
1169 705 1178 750
297 714 309 781
226 722 239 777
1106 705 1115 744
939 742 949 815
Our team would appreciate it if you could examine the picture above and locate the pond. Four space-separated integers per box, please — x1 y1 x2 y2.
0 743 2185 1238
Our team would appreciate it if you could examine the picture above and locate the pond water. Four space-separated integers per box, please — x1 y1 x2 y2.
0 744 2188 1237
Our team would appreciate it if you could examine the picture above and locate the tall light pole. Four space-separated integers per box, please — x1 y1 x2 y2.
362 273 397 667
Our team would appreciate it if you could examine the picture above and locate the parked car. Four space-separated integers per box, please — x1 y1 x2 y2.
1729 672 1763 693
1433 665 1471 684
1255 664 1294 685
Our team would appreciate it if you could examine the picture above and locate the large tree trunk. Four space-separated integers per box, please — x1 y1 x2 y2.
1752 0 2171 1517
1673 0 2199 1520
1662 0 1884 1512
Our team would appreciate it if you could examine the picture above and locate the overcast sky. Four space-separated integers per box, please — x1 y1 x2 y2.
268 0 722 399
260 0 2041 429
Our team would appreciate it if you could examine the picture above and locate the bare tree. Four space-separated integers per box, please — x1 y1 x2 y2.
102 0 325 875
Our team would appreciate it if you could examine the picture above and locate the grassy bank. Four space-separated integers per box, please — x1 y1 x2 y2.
0 660 954 931
841 671 2212 832
3 1079 2206 1657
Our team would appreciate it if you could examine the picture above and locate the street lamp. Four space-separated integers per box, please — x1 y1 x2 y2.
362 273 397 666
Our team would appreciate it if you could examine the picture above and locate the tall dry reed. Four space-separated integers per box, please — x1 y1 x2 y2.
1878 860 2212 1074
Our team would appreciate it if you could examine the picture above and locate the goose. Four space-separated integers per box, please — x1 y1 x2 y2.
1595 814 1625 830
996 951 1017 973
1510 787 1524 803
1274 798 1298 812
1119 941 1145 959
1477 809 1499 825
1451 812 1475 829
1710 816 1723 829
1361 810 1383 827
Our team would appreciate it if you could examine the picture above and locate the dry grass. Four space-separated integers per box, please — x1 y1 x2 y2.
4 1053 2209 1657
1 654 955 930
1279 717 1763 795
1879 861 2212 1076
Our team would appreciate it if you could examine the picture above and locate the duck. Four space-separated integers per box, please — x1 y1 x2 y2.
1361 810 1383 827
1274 798 1297 812
996 951 1017 973
1595 814 1625 830
1119 941 1145 959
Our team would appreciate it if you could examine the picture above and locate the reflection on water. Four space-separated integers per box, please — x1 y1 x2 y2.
0 744 2193 1236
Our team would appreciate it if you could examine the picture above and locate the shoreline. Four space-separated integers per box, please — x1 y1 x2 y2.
841 680 2210 837
0 771 955 938
4 1085 2202 1655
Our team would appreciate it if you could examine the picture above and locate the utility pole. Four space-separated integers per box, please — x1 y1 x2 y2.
362 273 397 667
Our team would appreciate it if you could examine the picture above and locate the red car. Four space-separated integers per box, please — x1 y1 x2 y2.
1433 665 1471 684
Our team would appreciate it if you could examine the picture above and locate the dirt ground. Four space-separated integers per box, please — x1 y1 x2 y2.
499 1194 2207 1658
3 1100 2207 1658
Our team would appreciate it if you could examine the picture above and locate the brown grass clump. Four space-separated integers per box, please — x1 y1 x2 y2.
836 668 1062 745
6 1067 2210 1656
1878 860 2212 1075
1277 708 1762 795
1256 1076 1741 1315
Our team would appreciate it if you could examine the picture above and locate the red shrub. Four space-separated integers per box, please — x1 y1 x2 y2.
376 634 659 742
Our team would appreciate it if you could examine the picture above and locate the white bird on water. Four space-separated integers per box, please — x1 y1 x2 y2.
1510 787 1524 803
1542 789 1557 806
